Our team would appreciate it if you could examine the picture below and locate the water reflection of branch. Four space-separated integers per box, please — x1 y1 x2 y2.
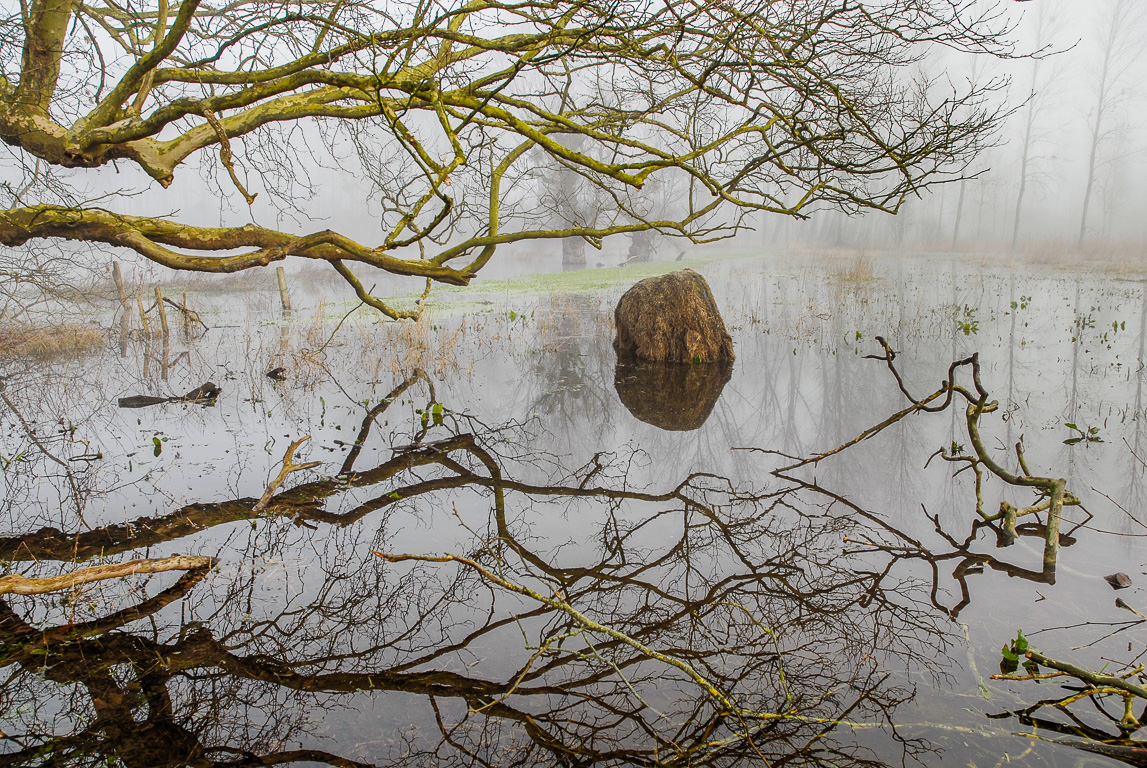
747 341 1093 617
1 393 944 766
375 550 738 711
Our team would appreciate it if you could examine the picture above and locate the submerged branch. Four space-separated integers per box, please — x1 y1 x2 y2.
254 435 322 511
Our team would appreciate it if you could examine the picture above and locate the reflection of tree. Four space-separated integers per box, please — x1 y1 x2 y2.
987 712 1147 767
1125 286 1147 526
4 339 1114 766
759 341 1087 619
1 374 956 768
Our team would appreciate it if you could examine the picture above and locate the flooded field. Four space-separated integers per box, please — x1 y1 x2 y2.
4 251 1147 767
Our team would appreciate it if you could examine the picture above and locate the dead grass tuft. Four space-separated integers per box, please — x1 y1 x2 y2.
387 312 464 378
838 254 875 283
0 322 105 359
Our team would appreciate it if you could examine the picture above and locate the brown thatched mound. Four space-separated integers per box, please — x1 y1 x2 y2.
613 269 733 363
614 360 732 431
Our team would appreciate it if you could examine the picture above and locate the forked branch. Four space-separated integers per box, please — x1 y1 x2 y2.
254 435 322 511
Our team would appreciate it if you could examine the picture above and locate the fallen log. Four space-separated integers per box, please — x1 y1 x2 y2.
118 382 220 408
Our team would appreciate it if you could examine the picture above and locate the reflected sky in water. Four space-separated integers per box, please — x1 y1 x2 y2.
3 253 1147 767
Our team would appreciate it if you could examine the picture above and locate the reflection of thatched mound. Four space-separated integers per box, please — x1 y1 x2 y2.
614 360 732 431
614 269 733 363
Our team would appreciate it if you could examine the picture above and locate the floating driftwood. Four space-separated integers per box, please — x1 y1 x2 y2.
118 382 221 408
0 554 215 595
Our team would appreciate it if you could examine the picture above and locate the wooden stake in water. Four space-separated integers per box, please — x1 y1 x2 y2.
154 286 169 337
277 267 292 313
113 262 131 349
112 262 129 306
136 294 151 336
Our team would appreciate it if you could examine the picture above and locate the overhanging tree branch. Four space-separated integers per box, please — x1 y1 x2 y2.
0 0 1019 317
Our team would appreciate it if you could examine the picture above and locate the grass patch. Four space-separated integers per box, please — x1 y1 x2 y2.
445 249 761 298
227 249 768 322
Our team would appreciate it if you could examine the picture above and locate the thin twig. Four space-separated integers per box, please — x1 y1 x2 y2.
315 300 364 355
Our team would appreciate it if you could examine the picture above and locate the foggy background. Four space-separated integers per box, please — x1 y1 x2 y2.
748 0 1147 256
7 0 1146 301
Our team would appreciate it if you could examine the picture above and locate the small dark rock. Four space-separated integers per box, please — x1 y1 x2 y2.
1105 572 1133 590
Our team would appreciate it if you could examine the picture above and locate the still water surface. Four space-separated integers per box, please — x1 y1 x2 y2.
2 253 1147 767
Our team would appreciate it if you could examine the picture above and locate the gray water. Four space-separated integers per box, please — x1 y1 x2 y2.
3 251 1147 767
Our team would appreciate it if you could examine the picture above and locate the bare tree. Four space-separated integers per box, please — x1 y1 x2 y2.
1077 0 1142 248
1010 1 1064 248
0 0 1019 314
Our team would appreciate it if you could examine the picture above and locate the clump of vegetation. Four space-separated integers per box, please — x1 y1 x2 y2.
0 322 104 359
839 255 876 283
993 632 1147 737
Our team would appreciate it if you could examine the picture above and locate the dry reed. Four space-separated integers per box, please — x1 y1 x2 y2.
0 322 105 359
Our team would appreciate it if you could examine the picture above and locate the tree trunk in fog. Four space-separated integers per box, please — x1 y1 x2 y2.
1010 4 1060 250
562 238 587 270
1079 0 1133 249
951 178 967 251
949 55 990 252
1078 41 1111 249
626 231 654 264
976 179 989 242
1012 82 1037 249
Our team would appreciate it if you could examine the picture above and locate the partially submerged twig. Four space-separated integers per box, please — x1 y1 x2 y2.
162 296 209 331
254 436 322 511
0 387 68 469
117 381 220 409
771 339 1077 567
992 648 1147 734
